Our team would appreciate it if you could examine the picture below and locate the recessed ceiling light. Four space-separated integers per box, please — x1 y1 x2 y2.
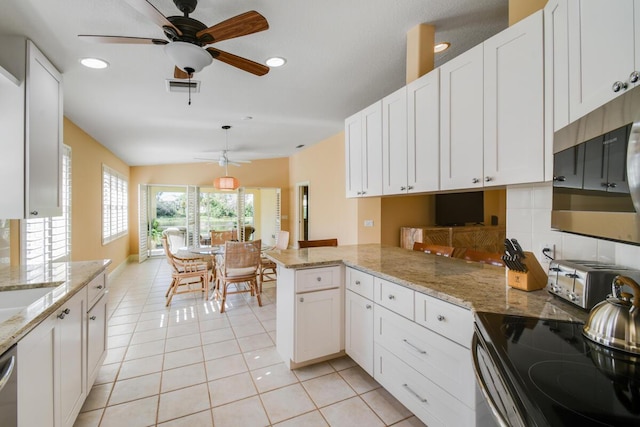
266 57 286 67
296 144 304 149
434 42 451 53
80 58 109 69
241 116 253 121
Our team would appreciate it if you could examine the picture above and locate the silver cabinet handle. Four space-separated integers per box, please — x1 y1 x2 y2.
400 186 406 191
361 191 366 195
613 81 628 92
57 308 71 319
388 294 396 300
366 304 372 309
407 185 414 190
403 339 427 354
402 384 427 403
355 280 361 285
316 277 322 282
299 297 304 303
0 354 16 394
90 316 97 320
356 191 362 195
30 210 38 216
97 285 104 289
472 178 480 184
631 71 640 83
485 176 493 182
437 314 445 321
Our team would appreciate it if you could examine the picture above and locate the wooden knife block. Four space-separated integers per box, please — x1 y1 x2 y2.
507 251 547 291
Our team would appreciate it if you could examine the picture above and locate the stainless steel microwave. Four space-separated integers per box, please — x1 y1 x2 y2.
552 86 640 245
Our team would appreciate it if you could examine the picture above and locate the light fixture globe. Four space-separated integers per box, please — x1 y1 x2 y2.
214 176 240 191
164 41 213 73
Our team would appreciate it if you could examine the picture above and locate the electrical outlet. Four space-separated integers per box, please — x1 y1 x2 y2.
540 243 555 264
364 220 374 227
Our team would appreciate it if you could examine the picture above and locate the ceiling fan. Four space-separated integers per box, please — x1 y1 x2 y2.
195 125 252 166
79 0 270 78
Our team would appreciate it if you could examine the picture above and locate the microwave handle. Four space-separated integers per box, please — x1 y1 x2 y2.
627 121 640 213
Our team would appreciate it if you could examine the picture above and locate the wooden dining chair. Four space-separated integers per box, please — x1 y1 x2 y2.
457 249 505 267
260 230 290 289
298 238 338 248
210 230 236 245
412 242 455 257
161 237 211 306
214 239 262 313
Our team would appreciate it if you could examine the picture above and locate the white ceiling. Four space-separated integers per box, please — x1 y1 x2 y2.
0 0 508 166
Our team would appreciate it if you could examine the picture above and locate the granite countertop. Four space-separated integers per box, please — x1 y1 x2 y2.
0 259 111 354
264 244 589 323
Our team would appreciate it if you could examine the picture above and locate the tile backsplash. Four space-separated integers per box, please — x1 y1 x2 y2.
506 183 640 270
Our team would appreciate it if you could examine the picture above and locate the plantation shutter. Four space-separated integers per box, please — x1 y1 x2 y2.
138 184 149 263
186 185 199 246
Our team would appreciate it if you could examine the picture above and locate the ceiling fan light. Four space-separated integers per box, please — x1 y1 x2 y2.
265 57 286 67
164 41 213 73
214 176 239 191
80 57 109 69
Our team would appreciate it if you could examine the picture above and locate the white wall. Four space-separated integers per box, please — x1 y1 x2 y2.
506 182 640 269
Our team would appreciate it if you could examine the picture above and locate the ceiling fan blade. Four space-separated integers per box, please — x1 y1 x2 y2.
124 0 182 36
78 35 168 45
174 67 193 79
206 48 269 76
196 11 268 44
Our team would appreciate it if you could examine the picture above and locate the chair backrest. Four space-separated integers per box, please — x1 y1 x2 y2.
458 249 505 267
275 231 290 250
223 239 262 274
161 237 180 273
242 226 255 241
211 230 236 245
298 238 338 248
412 242 455 257
162 228 185 253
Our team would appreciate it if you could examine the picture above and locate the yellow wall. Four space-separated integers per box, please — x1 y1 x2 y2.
509 0 548 25
381 195 435 246
128 158 289 254
484 189 507 225
64 118 130 272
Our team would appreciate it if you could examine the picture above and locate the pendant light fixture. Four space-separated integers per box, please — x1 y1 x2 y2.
214 125 240 191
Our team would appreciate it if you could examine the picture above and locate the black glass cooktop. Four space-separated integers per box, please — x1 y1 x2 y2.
475 312 640 426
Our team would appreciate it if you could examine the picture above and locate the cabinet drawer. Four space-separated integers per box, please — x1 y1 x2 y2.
345 267 374 300
414 293 473 348
86 273 106 309
374 343 475 427
374 277 414 320
295 265 342 293
374 305 476 407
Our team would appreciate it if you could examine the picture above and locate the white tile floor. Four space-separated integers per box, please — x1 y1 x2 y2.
73 258 426 427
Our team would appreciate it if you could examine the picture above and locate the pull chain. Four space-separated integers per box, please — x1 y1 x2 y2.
188 73 192 105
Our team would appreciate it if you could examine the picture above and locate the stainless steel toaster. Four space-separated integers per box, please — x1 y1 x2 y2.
546 260 640 310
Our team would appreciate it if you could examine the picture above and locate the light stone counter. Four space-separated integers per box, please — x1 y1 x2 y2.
264 244 589 323
0 259 111 354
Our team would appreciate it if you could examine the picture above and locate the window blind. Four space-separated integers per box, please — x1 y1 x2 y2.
102 164 128 244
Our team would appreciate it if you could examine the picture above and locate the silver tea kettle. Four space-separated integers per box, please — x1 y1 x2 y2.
583 275 640 355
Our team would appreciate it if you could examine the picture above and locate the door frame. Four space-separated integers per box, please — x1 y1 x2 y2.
295 181 310 246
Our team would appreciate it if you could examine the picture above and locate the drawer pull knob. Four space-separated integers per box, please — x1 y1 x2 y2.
437 314 445 321
366 304 372 309
403 339 427 354
97 285 104 289
57 308 71 319
316 277 322 282
388 295 396 300
299 297 304 303
90 316 97 321
613 80 628 92
355 280 361 285
402 384 427 403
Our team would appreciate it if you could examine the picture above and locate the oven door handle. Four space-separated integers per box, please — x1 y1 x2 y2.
472 331 511 427
0 353 15 394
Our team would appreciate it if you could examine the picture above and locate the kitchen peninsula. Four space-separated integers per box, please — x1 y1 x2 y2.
265 244 588 426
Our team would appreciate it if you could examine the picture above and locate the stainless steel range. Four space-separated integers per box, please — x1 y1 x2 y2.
546 260 640 310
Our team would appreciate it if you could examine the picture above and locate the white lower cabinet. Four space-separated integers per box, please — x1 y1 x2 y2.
345 290 374 375
295 287 342 362
18 288 86 427
17 270 108 427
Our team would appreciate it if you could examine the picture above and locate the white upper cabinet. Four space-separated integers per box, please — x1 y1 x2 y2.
407 68 440 193
440 44 484 191
345 101 383 198
382 86 408 194
483 10 545 186
545 0 570 133
0 37 62 219
567 0 640 122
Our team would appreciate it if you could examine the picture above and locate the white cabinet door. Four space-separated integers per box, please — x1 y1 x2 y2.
440 44 484 191
483 11 544 186
545 0 570 133
295 288 342 362
87 295 107 388
57 290 86 427
407 68 440 193
361 102 383 197
382 86 408 195
345 290 374 375
345 112 363 198
18 316 55 427
568 0 637 122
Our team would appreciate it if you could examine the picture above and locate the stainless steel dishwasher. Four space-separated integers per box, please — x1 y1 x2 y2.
0 344 17 427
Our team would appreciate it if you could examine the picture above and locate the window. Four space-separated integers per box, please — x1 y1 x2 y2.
102 164 128 244
21 145 72 265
